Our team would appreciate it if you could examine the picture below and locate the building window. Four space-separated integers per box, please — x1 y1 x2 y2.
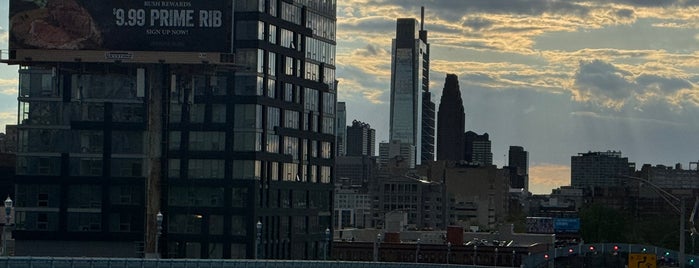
267 78 276 98
284 136 298 160
234 104 262 129
270 162 279 181
111 158 144 177
188 159 224 179
168 187 224 207
189 131 225 151
284 110 299 129
212 104 226 123
168 214 203 234
113 131 144 154
267 107 280 130
231 215 246 235
233 131 262 151
67 212 101 232
283 163 298 181
209 215 224 235
268 51 276 76
190 104 205 123
320 142 331 159
231 188 248 207
320 166 331 183
304 88 319 112
168 159 180 178
69 157 102 176
232 160 261 180
266 134 279 153
268 24 277 44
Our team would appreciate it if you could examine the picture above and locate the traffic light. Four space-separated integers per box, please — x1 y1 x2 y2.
613 245 619 255
544 254 550 261
642 248 647 252
589 246 595 252
568 248 574 254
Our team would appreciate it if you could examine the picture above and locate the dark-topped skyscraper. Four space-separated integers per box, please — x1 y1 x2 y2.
464 131 493 166
508 146 529 190
346 120 376 157
389 7 432 167
436 74 465 161
336 102 347 156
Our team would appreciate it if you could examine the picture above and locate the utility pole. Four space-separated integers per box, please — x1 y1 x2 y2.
145 64 167 257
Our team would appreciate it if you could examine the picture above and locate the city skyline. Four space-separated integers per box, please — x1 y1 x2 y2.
2 1 699 194
334 1 699 194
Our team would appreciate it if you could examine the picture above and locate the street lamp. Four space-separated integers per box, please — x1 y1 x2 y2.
324 227 330 260
446 242 451 264
255 221 262 259
155 211 163 258
415 238 421 263
3 196 12 256
373 233 382 262
473 244 478 265
494 247 499 266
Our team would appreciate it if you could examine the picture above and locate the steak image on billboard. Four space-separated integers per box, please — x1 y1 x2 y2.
9 0 231 52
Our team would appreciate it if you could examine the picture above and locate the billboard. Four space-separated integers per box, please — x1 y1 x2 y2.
526 217 554 234
9 0 231 53
553 218 580 233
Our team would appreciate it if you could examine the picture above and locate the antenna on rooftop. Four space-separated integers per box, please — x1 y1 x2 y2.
420 6 425 31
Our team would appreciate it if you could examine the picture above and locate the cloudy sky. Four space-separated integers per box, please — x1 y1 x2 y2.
335 0 699 193
2 1 699 193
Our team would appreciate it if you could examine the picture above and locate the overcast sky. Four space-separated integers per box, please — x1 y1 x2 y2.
2 1 699 193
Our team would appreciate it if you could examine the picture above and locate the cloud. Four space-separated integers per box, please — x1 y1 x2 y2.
0 79 18 96
336 77 387 104
0 78 17 87
0 111 16 133
529 164 571 194
572 60 635 108
0 87 17 95
462 17 494 31
571 59 698 111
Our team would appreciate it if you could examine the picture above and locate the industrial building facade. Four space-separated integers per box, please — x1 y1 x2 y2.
6 0 335 259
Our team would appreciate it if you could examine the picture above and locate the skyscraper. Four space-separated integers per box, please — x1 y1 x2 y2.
336 102 347 156
389 7 431 167
508 146 529 190
346 120 375 157
436 74 465 161
379 141 416 169
6 0 336 259
464 131 493 166
571 151 634 188
422 91 435 163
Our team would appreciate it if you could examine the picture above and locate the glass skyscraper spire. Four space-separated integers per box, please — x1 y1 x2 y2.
388 7 432 166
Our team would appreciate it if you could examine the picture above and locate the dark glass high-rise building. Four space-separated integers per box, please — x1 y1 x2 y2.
508 146 529 190
336 102 347 157
6 0 336 259
346 120 375 157
389 8 432 166
464 131 493 166
422 91 435 163
436 74 465 161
